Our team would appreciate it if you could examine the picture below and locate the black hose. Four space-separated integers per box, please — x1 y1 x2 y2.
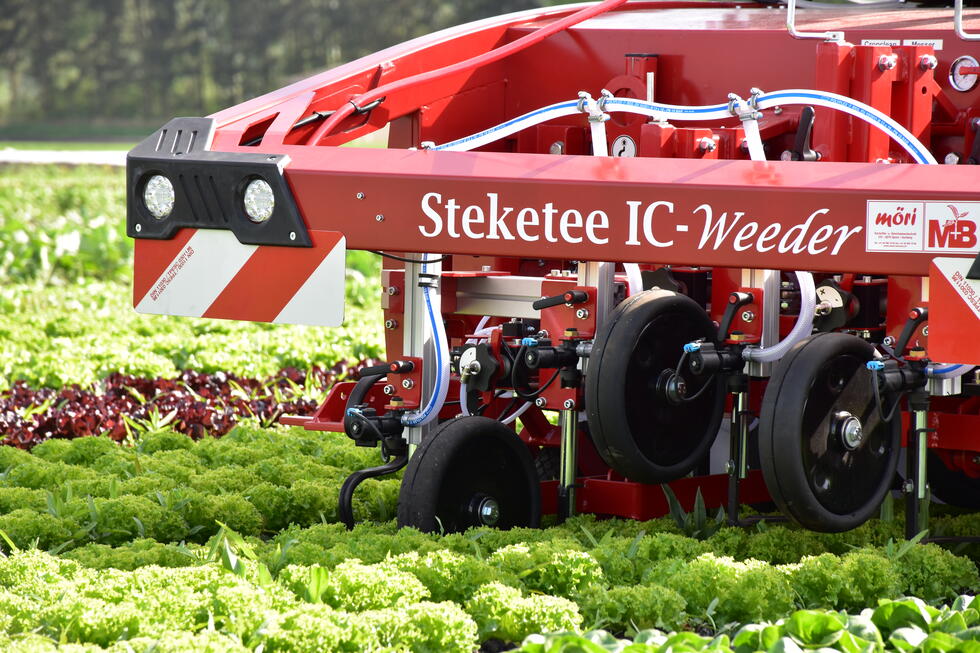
338 454 408 530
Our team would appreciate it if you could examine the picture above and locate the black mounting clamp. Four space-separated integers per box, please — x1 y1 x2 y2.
338 364 408 530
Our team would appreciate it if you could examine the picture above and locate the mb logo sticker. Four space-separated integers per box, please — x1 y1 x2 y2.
926 204 979 252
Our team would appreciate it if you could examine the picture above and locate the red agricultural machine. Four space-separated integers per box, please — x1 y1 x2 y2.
127 0 980 537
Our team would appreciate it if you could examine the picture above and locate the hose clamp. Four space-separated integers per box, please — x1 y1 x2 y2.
728 93 762 122
417 273 439 288
596 88 614 113
578 91 610 123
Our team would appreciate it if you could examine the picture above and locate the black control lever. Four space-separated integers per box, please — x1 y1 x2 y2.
532 289 589 311
783 106 820 162
893 306 928 356
718 292 754 341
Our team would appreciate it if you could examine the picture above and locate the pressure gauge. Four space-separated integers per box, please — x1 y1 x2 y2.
949 55 979 93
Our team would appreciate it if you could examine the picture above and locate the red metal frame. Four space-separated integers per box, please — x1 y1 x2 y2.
144 1 980 521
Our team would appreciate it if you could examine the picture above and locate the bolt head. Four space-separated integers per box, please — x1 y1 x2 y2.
883 336 895 346
575 308 590 320
741 310 755 323
383 384 395 395
384 319 398 330
835 411 864 450
534 397 547 407
877 55 898 71
919 55 938 71
401 378 414 389
386 286 399 296
356 192 365 199
375 214 384 222
697 137 717 152
922 325 929 336
563 399 575 410
945 152 961 165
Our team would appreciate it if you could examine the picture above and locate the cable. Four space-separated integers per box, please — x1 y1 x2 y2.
510 346 563 401
871 368 903 423
368 250 450 264
671 351 717 403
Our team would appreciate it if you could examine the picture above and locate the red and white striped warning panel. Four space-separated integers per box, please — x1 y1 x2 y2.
928 257 980 366
133 229 346 326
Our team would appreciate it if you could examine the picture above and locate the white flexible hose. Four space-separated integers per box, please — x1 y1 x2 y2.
434 91 936 165
743 271 817 363
751 89 937 164
501 400 532 425
433 101 580 152
624 263 644 296
469 316 491 340
401 259 451 427
460 381 472 417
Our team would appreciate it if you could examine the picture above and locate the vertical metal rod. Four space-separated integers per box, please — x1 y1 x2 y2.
402 256 440 447
727 390 747 525
914 408 930 534
576 260 613 376
905 398 929 540
741 268 779 378
558 408 578 522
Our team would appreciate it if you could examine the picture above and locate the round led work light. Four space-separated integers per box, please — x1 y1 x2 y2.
143 175 175 219
243 178 275 223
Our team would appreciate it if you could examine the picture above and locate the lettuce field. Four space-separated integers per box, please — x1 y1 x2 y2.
0 164 977 652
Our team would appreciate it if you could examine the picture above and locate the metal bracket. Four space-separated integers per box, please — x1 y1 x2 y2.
955 0 980 41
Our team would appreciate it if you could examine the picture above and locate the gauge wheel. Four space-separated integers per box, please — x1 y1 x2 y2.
397 416 540 533
759 333 901 532
927 451 980 509
585 289 725 483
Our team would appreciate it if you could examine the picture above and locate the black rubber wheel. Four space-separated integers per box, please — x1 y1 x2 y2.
759 333 902 532
585 289 725 483
927 451 980 509
397 416 540 533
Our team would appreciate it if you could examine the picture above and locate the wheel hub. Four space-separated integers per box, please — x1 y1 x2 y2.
657 369 688 404
834 410 864 450
472 495 500 526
